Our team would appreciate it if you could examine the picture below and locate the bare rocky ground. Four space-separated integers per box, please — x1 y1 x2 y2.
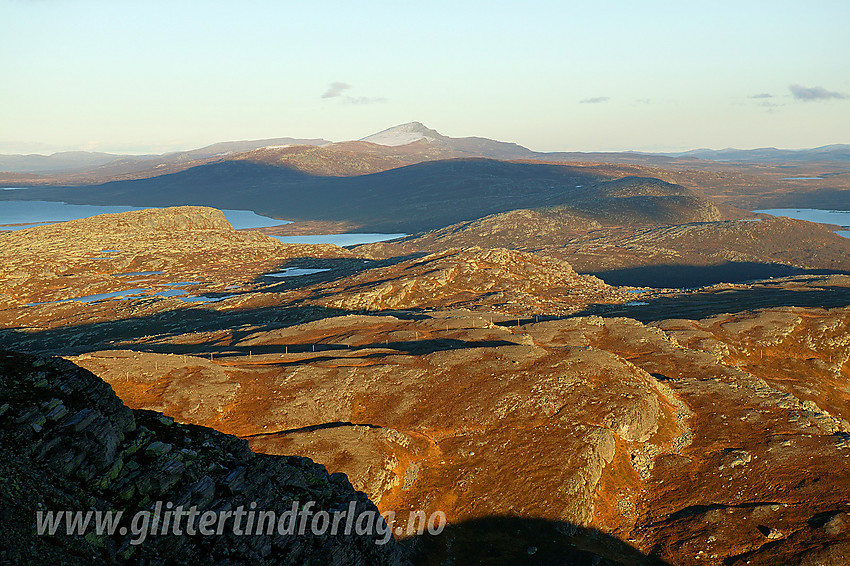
2 207 850 565
0 206 353 311
292 247 627 314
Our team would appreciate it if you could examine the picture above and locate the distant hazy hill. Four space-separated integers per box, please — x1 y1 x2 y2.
358 123 850 166
5 122 848 187
359 123 850 166
225 124 682 178
663 144 850 163
167 137 332 160
0 137 330 175
5 123 848 180
0 151 130 174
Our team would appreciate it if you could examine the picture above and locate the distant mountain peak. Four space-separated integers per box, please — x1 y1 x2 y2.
397 121 431 131
360 122 445 147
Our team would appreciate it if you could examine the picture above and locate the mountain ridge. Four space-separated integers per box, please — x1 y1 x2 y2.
4 124 848 177
0 159 728 233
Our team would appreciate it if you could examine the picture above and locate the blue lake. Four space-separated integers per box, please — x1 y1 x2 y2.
0 199 290 230
27 287 151 306
0 199 406 244
755 209 850 235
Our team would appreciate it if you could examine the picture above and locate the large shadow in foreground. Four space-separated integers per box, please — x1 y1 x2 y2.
0 303 517 358
4 278 850 354
402 516 666 566
586 261 849 288
0 304 337 355
484 277 850 328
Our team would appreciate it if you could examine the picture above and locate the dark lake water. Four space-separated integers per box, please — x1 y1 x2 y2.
270 234 407 246
265 268 332 277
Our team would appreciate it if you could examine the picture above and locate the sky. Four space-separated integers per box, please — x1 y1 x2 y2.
1 0 849 154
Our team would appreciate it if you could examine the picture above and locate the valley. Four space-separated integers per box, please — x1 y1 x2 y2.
2 124 850 565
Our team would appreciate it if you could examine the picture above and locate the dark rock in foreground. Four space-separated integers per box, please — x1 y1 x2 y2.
0 351 408 565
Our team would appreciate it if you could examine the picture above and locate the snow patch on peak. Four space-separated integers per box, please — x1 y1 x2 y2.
360 122 444 147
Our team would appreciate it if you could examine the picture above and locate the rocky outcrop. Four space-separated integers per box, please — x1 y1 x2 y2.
298 247 623 315
43 205 238 232
0 351 408 565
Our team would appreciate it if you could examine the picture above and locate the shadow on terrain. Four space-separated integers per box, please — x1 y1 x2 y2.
576 282 850 323
0 158 606 233
482 279 850 327
740 186 850 211
0 305 339 355
401 516 668 566
660 501 781 524
587 261 850 288
138 338 519 360
242 421 384 438
3 262 850 354
0 301 515 358
4 279 850 355
250 254 425 293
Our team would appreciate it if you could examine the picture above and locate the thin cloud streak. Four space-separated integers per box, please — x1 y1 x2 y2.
580 96 610 104
789 84 848 101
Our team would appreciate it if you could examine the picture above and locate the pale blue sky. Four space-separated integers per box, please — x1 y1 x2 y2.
1 0 848 154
